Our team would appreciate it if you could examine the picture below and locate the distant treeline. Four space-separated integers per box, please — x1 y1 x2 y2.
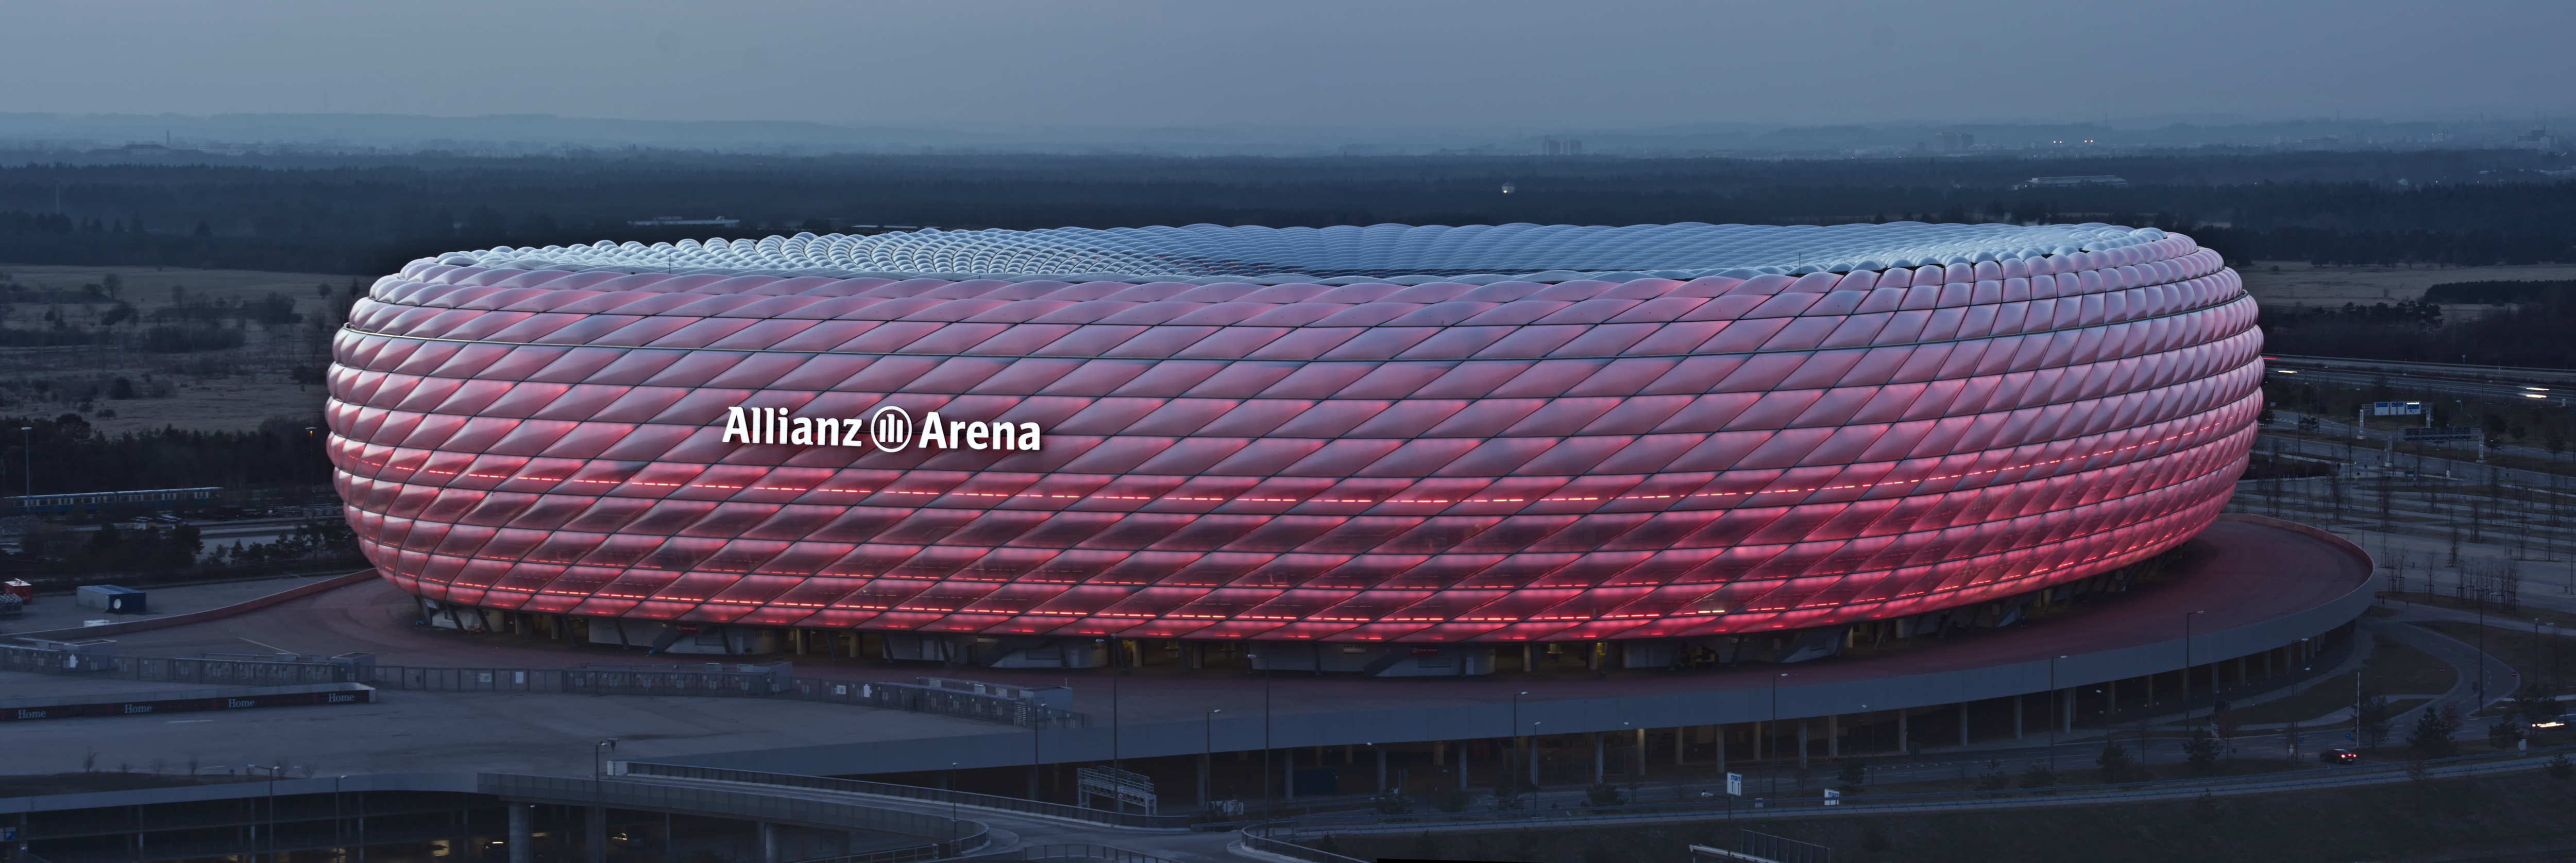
2421 279 2576 304
1 149 2572 274
2 412 330 497
2261 297 2576 368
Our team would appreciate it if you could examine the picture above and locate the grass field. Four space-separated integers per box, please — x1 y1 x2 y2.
2239 259 2576 311
2228 634 2456 726
0 263 347 434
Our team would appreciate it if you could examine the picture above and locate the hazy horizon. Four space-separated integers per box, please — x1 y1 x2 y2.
11 1 2573 132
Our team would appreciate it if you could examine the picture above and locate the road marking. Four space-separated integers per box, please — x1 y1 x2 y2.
240 637 293 653
165 719 212 723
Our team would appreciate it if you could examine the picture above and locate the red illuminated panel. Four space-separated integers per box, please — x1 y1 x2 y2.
328 234 2259 642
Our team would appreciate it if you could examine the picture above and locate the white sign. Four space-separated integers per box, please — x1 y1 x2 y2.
1822 788 1841 805
1725 772 1742 796
721 406 1041 453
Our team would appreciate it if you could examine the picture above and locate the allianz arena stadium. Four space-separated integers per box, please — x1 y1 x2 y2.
325 222 2258 669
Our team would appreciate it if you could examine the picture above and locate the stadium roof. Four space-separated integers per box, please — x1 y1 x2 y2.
435 221 2168 284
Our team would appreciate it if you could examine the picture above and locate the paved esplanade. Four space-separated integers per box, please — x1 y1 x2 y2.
657 515 2370 776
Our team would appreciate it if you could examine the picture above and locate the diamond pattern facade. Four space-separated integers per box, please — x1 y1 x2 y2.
327 225 2257 643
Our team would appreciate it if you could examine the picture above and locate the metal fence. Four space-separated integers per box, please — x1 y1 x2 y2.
0 644 1079 728
782 677 1084 729
1259 743 2576 837
1008 844 1190 863
478 773 980 859
618 763 1196 831
1 645 352 685
1737 830 1829 863
1238 825 1369 863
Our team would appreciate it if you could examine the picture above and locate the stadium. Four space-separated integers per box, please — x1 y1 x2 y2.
324 221 2262 674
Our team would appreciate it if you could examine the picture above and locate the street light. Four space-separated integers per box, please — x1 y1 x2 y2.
1203 708 1222 807
2181 611 2207 724
593 738 619 779
1247 652 1273 818
1509 691 1529 796
2047 655 2069 770
1769 672 1787 797
1528 720 1543 790
948 762 960 840
1096 637 1122 772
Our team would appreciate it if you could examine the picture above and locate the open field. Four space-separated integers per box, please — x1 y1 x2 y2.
0 263 348 434
2228 633 2452 726
2239 258 2576 314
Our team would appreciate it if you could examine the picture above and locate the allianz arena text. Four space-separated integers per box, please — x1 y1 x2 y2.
324 222 2258 668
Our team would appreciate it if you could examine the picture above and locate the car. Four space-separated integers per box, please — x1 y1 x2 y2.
2320 748 2359 764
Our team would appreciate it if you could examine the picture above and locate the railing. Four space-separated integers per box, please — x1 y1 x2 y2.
1256 743 2576 836
0 644 1080 728
1005 844 1191 863
479 773 982 859
618 763 1196 830
782 677 1084 729
1239 824 1370 863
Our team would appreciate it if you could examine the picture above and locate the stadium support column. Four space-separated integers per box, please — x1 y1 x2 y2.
508 805 532 863
1377 746 1387 793
1897 710 1908 752
1594 734 1604 784
1827 715 1838 758
2014 696 2024 739
1959 702 1970 747
585 806 606 863
1715 724 1727 777
1797 721 1808 770
760 823 778 863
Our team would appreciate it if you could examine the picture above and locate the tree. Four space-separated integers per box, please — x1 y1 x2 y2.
1835 757 1867 794
1370 792 1412 815
1974 760 2011 793
2182 727 2224 773
2489 720 2526 750
2359 694 2394 748
2547 753 2574 780
1423 787 1471 813
2096 739 2145 783
2017 764 2056 789
1582 783 1627 808
2409 704 2462 758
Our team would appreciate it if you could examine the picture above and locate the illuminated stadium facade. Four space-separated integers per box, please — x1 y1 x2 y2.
325 222 2258 671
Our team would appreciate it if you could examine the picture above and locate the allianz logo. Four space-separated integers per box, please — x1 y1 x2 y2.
123 704 154 714
721 406 1042 454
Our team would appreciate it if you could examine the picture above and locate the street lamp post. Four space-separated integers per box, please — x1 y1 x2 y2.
1248 652 1273 818
593 738 618 779
1528 720 1543 791
1769 672 1787 797
1202 708 1222 808
2181 610 2207 723
2047 656 2066 770
18 426 30 496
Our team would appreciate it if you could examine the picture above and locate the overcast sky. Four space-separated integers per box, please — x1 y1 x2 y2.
7 0 2570 130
